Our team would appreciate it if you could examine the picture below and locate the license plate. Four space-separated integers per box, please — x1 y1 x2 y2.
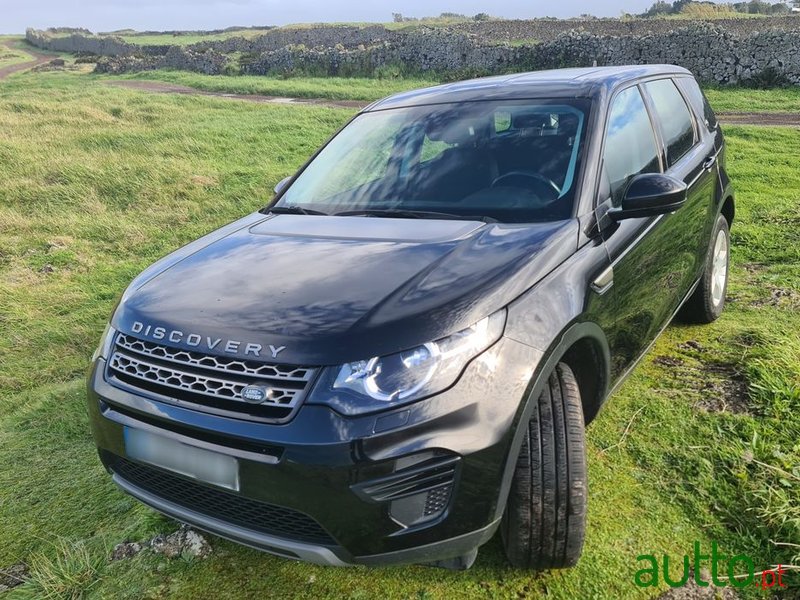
124 427 239 491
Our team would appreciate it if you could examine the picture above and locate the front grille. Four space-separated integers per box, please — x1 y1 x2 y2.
112 457 336 545
106 333 317 423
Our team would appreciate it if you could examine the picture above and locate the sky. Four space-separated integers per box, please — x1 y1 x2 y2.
3 0 667 34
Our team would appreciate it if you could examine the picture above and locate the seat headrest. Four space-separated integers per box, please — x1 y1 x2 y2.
426 118 481 145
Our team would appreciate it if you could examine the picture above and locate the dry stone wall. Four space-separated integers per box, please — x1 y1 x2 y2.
25 29 168 56
25 19 800 86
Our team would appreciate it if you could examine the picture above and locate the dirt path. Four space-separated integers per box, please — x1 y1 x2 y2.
0 42 52 80
715 111 800 127
108 79 800 126
106 80 369 110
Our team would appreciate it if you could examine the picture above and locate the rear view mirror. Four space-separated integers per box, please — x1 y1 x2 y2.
274 176 292 196
610 173 687 221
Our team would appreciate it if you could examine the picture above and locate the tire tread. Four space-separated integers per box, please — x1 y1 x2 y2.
502 362 587 569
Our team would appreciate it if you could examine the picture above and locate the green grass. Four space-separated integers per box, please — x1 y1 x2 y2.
109 70 440 101
70 19 480 47
117 29 275 46
2 37 74 61
0 69 797 598
99 69 800 111
0 44 34 69
705 86 800 113
659 11 767 19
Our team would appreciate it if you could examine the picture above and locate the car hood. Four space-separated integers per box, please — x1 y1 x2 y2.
113 213 578 365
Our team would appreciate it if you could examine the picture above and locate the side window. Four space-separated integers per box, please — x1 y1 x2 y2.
677 77 718 131
603 86 661 205
644 79 697 167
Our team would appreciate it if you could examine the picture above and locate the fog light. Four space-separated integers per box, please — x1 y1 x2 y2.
390 484 452 527
388 452 454 527
351 451 459 528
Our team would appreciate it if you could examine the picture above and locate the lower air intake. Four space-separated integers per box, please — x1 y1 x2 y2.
111 457 335 545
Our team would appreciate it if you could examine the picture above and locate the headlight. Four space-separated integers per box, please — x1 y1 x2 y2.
308 309 506 415
91 323 117 362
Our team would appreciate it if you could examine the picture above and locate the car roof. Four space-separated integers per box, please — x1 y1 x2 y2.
365 64 692 111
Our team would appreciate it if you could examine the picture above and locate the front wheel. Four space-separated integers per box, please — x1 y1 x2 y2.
501 363 587 569
681 214 730 324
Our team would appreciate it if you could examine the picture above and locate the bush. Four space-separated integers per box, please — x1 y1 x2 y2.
374 63 405 79
745 67 792 88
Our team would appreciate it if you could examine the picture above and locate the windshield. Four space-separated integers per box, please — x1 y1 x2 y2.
277 99 591 223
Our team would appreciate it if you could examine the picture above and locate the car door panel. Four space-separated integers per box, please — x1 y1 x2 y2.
599 79 717 384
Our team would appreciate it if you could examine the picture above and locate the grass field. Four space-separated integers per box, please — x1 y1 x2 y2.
704 86 800 113
103 69 800 111
116 29 275 46
0 65 798 599
113 70 440 101
0 44 34 70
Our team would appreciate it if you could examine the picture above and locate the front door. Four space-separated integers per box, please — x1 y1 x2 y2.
598 81 714 383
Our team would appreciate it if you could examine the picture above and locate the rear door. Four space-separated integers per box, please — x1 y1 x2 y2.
641 77 718 293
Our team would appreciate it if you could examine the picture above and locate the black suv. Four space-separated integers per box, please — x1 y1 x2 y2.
88 65 733 570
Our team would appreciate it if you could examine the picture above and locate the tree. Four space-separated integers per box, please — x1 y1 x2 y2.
746 0 772 13
671 0 693 12
642 1 673 16
473 12 492 21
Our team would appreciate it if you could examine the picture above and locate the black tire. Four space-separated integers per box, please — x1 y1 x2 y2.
501 363 587 569
680 214 730 324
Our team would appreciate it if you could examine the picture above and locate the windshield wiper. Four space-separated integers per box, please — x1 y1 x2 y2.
266 205 329 216
334 209 497 223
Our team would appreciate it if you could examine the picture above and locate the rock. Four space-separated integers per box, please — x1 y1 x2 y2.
39 264 55 274
0 563 29 592
149 525 212 559
110 541 143 561
110 525 212 562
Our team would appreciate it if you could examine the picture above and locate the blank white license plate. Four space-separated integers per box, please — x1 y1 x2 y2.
124 427 239 491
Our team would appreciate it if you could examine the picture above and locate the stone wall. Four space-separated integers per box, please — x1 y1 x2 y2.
25 28 169 56
25 19 800 85
238 23 800 85
454 15 800 42
94 47 231 75
532 25 800 85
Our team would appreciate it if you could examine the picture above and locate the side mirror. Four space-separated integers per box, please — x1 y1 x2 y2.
610 173 687 221
274 176 292 196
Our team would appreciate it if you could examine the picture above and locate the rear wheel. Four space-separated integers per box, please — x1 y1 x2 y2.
681 214 730 324
501 363 587 569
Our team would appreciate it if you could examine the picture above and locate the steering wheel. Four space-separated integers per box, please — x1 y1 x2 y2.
490 171 561 200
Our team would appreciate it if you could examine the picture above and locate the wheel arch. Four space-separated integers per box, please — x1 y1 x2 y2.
559 334 609 424
721 194 735 226
493 321 611 521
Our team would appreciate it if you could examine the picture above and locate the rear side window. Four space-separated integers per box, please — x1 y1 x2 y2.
644 79 696 167
676 77 718 131
603 86 661 205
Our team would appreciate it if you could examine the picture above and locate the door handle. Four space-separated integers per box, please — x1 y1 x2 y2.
703 155 716 170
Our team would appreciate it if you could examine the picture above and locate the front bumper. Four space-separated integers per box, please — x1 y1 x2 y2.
87 336 541 566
